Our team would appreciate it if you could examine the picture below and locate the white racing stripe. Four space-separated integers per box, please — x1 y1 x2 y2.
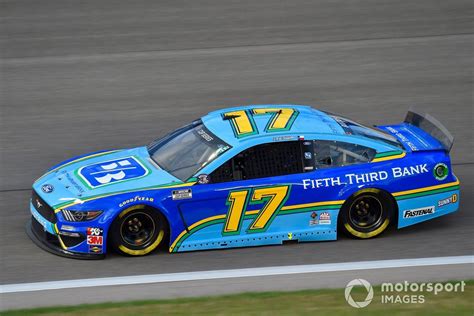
1 255 472 294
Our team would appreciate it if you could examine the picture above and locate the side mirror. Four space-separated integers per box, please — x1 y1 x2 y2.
197 174 211 184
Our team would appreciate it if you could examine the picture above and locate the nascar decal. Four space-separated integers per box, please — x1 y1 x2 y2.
403 206 435 219
222 108 299 138
87 227 104 245
302 164 428 189
77 156 150 188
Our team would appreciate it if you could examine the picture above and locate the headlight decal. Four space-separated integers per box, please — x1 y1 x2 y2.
62 210 102 222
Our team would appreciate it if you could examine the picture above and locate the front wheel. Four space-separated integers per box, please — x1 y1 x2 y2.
110 206 166 256
340 189 395 239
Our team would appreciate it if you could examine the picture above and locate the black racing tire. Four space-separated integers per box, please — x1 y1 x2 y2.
110 206 166 256
339 189 395 239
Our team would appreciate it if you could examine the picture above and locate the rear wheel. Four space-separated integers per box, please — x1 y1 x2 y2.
110 206 166 256
340 189 394 239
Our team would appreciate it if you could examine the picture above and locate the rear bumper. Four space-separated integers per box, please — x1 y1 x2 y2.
396 182 460 229
26 217 104 260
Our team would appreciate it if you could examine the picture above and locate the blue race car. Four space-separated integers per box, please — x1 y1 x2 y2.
28 105 460 259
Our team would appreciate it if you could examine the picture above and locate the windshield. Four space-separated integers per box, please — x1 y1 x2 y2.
329 114 404 149
147 121 231 181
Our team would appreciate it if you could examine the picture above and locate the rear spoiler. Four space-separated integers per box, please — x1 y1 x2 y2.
404 109 454 152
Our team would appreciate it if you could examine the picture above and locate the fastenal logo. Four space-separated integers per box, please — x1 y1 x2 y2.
345 279 374 308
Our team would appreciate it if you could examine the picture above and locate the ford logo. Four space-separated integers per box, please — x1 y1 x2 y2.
41 184 54 193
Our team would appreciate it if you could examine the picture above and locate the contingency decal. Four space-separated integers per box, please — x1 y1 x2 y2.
86 227 104 245
308 211 331 226
77 156 150 189
222 108 299 138
318 212 331 224
172 189 193 200
438 194 458 207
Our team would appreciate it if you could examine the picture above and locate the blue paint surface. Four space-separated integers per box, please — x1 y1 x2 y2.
29 105 460 256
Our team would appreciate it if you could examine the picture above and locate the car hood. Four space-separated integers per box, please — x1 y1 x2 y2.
33 147 182 208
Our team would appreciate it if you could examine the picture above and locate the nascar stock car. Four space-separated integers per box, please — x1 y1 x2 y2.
27 105 460 259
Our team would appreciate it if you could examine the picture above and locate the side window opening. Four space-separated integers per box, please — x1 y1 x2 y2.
211 141 304 183
314 140 375 168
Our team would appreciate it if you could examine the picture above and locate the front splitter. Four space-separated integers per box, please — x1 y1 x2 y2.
26 219 105 260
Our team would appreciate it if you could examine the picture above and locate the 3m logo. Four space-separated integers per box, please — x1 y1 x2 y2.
87 227 103 245
78 157 149 188
87 235 103 246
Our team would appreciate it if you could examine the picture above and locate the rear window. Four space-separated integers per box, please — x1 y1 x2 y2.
329 114 403 149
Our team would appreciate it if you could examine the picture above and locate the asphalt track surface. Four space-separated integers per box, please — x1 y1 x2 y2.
1 0 473 298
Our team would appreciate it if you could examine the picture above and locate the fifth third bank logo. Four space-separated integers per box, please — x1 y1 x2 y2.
345 279 374 308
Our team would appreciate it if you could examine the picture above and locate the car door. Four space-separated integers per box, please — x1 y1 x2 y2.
173 140 309 252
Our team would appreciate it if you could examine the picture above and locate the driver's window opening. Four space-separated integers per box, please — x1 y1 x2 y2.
211 140 376 184
211 141 303 183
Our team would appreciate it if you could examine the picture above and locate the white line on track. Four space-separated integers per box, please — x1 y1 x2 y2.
1 255 472 294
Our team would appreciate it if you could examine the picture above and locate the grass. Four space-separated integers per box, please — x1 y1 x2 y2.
1 281 473 316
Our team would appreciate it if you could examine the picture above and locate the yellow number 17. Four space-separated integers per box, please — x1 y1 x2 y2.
222 108 299 138
223 186 290 235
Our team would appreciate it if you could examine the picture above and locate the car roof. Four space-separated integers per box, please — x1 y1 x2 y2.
201 104 345 147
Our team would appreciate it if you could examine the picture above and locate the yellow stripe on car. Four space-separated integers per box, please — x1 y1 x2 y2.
53 181 196 212
393 180 460 197
371 152 406 163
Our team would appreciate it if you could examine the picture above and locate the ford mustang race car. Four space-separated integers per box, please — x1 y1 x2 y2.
27 105 460 259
